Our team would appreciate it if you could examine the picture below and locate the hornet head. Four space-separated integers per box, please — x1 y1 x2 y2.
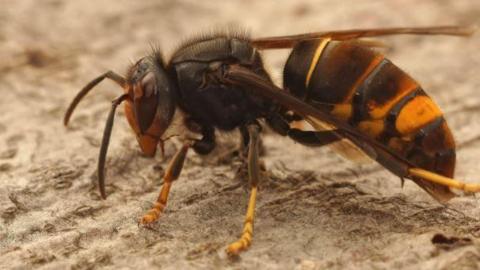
63 51 177 199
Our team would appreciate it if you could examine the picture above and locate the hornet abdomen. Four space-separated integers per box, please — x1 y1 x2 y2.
283 39 456 192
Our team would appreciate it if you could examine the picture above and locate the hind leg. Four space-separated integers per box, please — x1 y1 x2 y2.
266 113 341 147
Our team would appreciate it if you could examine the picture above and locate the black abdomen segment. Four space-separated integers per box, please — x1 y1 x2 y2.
283 39 456 178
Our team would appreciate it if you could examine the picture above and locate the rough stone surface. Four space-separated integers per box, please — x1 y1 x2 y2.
1 1 480 269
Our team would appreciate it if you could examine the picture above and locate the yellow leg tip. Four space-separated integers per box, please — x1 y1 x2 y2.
225 237 252 256
139 214 157 225
465 184 480 193
226 241 244 256
139 203 165 225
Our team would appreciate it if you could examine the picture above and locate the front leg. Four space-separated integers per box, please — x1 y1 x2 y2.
139 142 191 225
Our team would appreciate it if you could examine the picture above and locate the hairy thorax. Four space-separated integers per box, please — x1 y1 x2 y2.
168 33 273 131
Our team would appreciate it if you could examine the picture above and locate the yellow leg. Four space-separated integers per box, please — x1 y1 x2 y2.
140 181 172 224
140 144 190 225
226 186 258 256
409 168 480 193
226 124 261 256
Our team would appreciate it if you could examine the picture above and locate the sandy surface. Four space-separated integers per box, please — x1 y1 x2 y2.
1 1 480 269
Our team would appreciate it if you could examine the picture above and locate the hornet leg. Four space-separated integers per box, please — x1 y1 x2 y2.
226 123 262 256
409 168 480 193
267 114 341 147
139 143 190 225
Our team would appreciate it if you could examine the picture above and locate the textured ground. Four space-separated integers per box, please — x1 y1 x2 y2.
1 1 480 269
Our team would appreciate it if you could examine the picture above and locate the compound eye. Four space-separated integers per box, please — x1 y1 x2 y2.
142 73 157 97
133 72 158 133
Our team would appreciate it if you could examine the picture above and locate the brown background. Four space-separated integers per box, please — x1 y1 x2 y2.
1 1 480 269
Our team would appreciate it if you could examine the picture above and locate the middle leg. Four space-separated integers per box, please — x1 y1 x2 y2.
226 123 262 256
